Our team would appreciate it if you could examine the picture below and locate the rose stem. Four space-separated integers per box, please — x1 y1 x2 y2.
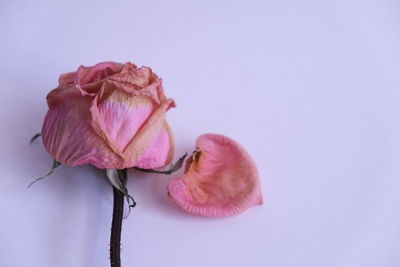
110 169 127 267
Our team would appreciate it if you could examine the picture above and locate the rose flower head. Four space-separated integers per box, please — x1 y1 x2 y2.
42 62 175 170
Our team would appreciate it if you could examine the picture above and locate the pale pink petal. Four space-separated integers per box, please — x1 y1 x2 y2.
168 134 262 217
135 122 174 169
107 65 165 104
89 90 175 169
76 62 123 85
96 90 154 152
120 98 175 168
42 87 120 168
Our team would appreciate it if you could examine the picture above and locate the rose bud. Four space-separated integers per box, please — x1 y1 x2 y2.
168 134 262 216
42 62 175 170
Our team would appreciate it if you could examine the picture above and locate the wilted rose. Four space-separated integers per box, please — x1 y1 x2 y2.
42 62 175 169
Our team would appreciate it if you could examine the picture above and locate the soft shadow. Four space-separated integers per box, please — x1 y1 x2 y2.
43 165 111 267
24 154 111 267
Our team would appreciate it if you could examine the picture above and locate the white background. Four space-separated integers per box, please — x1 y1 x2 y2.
1 0 400 266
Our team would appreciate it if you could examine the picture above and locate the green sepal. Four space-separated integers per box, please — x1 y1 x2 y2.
27 160 61 188
106 169 136 209
134 153 187 175
30 133 41 144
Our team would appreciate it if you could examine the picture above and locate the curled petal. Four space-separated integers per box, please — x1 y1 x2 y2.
59 62 123 87
59 72 76 86
168 134 262 217
107 65 165 104
76 62 123 85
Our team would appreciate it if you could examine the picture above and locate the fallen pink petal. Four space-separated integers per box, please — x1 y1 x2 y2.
168 133 263 217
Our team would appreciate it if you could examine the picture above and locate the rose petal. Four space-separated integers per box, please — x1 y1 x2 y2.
168 134 262 217
42 87 120 168
89 85 175 169
96 89 154 152
107 65 165 104
121 98 175 168
59 72 76 86
76 62 123 85
135 122 174 169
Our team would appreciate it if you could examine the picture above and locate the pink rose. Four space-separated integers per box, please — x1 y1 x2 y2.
42 62 175 169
